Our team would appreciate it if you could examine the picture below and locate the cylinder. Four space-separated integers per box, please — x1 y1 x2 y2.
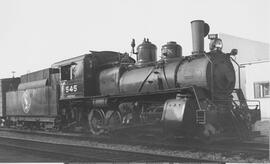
191 20 210 55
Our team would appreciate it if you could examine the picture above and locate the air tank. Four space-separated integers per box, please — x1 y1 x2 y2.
137 38 157 64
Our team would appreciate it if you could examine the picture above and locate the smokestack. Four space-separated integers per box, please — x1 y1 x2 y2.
191 20 210 54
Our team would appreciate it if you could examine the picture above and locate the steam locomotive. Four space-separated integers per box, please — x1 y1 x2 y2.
0 20 261 140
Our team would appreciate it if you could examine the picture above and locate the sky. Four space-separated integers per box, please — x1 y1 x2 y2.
0 0 269 78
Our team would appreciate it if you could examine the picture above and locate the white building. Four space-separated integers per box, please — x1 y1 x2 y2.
219 33 270 120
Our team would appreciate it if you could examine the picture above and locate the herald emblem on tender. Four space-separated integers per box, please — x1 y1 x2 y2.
22 90 31 113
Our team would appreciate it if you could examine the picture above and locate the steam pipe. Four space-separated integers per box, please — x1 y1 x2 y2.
191 20 213 100
202 53 214 101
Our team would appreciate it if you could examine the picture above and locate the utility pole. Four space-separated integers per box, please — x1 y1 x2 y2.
11 71 15 78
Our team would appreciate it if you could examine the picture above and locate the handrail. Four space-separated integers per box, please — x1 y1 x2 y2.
230 57 241 89
191 86 202 110
214 99 261 110
138 67 155 92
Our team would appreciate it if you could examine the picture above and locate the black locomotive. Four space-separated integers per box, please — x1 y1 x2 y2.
0 20 261 140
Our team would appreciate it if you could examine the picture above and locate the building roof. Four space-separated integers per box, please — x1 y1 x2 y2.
219 33 270 64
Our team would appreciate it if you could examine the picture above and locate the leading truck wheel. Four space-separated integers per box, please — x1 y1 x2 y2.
88 109 105 135
199 123 217 144
203 123 216 137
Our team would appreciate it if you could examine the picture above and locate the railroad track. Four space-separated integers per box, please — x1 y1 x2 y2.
0 127 268 161
0 135 215 162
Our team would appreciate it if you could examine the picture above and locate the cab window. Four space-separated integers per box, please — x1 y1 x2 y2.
61 62 82 80
61 65 71 80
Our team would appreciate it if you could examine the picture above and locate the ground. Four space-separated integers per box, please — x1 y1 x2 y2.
254 120 270 143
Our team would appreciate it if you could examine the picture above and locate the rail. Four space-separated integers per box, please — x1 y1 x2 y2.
0 134 215 162
0 128 267 162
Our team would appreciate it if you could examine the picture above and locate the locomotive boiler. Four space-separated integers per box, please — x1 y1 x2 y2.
99 21 235 100
3 20 261 141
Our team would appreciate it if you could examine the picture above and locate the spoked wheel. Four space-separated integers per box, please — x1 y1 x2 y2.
105 110 122 130
88 109 105 135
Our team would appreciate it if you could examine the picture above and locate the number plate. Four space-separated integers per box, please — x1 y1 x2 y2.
64 84 78 93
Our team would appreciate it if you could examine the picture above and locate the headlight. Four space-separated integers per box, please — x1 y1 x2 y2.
209 38 223 51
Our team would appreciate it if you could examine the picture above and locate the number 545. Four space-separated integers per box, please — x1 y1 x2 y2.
65 85 78 93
